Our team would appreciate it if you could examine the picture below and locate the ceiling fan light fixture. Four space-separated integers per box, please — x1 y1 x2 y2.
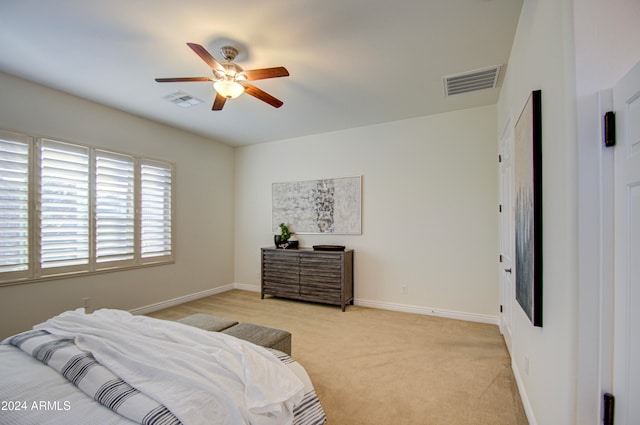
155 43 288 110
213 79 245 99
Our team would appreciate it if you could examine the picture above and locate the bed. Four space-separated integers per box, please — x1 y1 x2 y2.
0 308 326 425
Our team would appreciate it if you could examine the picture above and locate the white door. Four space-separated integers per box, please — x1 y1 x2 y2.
499 122 514 350
612 59 640 425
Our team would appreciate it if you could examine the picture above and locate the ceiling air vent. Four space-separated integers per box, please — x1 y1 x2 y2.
163 91 203 108
443 65 502 96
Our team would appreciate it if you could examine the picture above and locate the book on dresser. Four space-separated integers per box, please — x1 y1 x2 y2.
261 247 354 311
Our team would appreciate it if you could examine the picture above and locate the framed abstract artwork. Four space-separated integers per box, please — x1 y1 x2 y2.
514 90 543 327
272 176 362 235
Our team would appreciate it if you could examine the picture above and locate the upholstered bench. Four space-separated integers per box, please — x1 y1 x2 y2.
222 323 292 355
177 313 238 332
177 314 292 355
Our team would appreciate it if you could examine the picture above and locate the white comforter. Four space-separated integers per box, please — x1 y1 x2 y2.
31 309 305 425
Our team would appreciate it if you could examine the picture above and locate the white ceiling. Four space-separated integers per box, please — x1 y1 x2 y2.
0 0 523 147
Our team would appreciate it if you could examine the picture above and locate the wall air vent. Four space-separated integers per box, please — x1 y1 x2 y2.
443 65 502 96
163 91 203 108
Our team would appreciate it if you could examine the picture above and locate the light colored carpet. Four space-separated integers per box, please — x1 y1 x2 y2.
146 290 528 425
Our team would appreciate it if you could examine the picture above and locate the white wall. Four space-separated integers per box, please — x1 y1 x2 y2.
497 1 640 424
573 0 640 423
0 72 236 339
234 105 499 320
497 1 578 424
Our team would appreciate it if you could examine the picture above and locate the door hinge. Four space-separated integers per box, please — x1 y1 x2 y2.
499 254 503 263
500 304 503 313
604 111 616 147
603 393 615 425
499 204 502 213
498 154 502 163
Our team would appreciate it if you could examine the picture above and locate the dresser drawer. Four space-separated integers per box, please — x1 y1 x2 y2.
300 286 341 304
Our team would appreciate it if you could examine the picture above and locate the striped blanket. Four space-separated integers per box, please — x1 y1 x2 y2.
8 329 180 425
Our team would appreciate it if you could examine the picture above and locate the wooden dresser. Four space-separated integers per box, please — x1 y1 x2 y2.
261 248 354 311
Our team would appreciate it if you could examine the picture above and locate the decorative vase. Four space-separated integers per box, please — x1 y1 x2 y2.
274 235 283 247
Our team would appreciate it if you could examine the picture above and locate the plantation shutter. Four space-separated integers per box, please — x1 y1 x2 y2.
140 160 173 260
40 139 89 271
0 131 30 278
0 130 175 286
95 150 135 265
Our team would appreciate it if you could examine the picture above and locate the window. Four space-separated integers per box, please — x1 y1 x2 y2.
95 150 135 266
39 139 90 272
140 161 172 259
0 131 30 281
0 130 174 285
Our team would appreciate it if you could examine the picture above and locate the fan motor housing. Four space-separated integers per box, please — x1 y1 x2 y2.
220 46 239 61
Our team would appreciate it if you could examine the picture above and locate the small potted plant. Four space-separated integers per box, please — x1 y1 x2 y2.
274 223 291 248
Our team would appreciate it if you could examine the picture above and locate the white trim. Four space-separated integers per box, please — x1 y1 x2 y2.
137 284 499 325
130 284 234 315
233 283 499 324
242 284 499 324
511 359 538 425
355 298 499 325
233 283 261 292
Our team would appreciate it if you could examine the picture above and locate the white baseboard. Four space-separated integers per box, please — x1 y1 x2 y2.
232 283 260 292
130 284 234 315
355 298 500 325
132 284 499 327
511 359 538 425
231 285 499 325
238 284 499 325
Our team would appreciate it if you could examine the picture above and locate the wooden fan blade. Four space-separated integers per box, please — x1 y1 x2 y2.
243 67 289 81
155 77 213 82
242 83 284 108
212 93 227 110
186 42 224 72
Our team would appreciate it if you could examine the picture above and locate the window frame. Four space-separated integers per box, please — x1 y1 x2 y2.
0 130 175 286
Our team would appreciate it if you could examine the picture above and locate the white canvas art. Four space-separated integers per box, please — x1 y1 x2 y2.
272 176 362 234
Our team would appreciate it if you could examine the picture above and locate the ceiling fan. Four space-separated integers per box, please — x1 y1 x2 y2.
155 42 289 111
